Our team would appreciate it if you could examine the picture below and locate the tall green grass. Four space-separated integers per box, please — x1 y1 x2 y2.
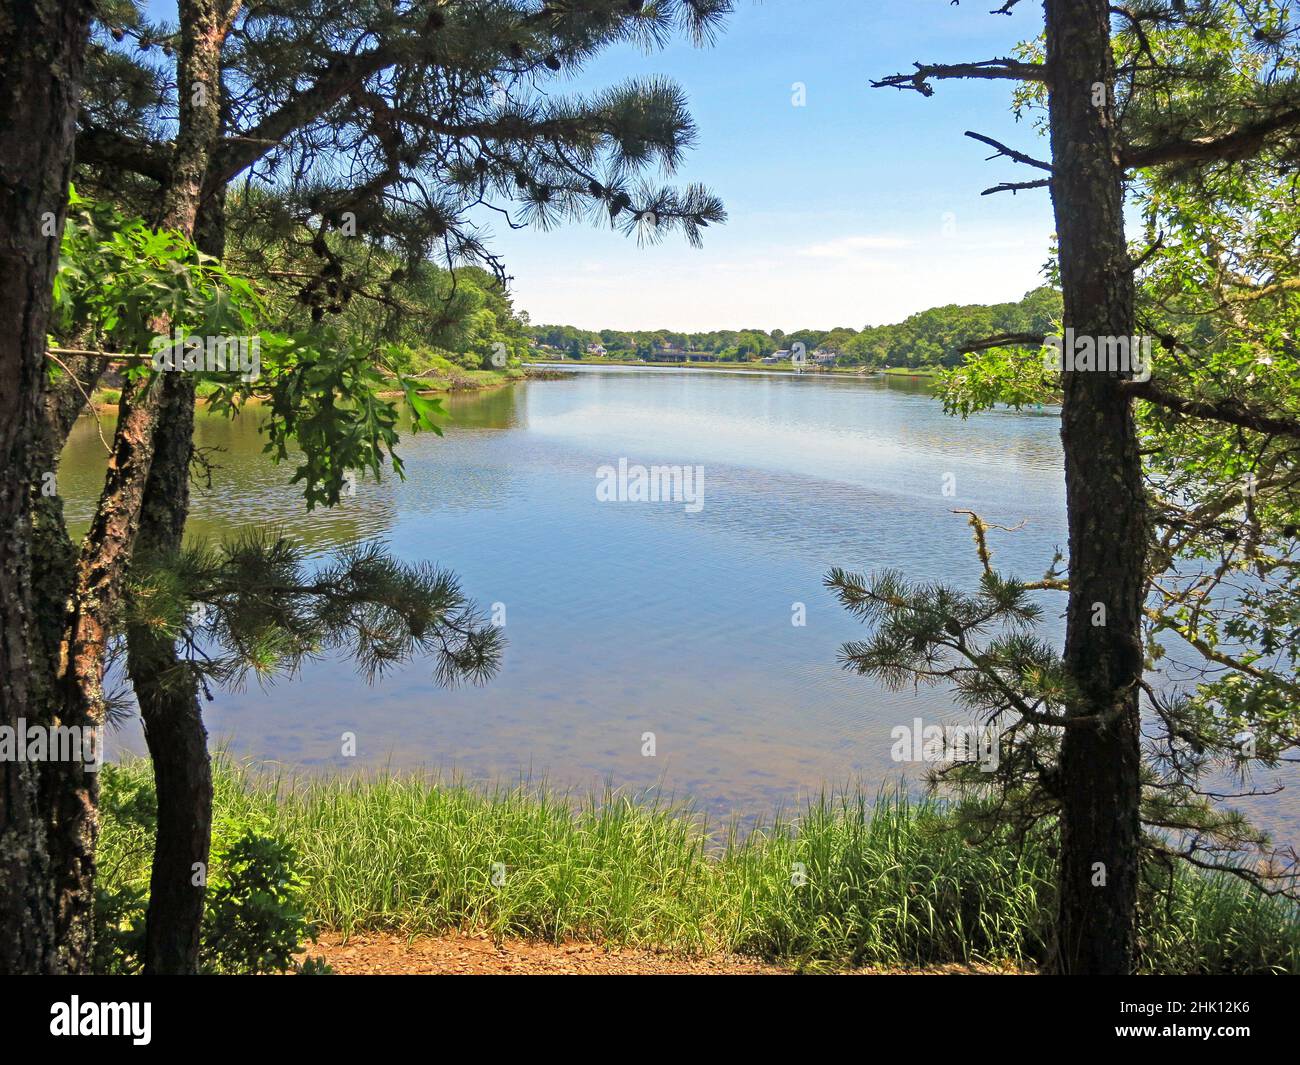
98 758 1300 973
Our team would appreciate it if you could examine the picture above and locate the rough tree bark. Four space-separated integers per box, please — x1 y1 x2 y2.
52 374 167 968
0 0 94 975
1045 0 1147 974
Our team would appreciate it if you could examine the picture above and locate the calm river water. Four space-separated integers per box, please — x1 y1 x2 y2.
61 365 1299 841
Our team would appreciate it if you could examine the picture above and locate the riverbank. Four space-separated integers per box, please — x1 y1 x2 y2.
398 365 528 393
881 366 942 378
98 759 1300 975
85 365 542 409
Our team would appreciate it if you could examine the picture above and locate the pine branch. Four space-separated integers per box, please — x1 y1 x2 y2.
981 178 1051 196
871 58 1047 97
956 331 1047 354
1124 105 1300 169
964 130 1053 172
1124 378 1300 439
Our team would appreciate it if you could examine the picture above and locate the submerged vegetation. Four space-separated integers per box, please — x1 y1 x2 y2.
97 759 1300 975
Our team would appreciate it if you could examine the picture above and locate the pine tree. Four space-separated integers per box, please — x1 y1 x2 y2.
864 0 1300 973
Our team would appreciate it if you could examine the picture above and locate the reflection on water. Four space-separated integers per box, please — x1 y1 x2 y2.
60 367 1299 842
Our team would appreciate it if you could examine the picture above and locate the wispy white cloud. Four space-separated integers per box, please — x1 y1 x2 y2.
798 235 915 258
504 230 1051 332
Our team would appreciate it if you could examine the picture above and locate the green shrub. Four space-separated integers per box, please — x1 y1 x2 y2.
92 882 148 975
201 832 310 975
95 763 313 974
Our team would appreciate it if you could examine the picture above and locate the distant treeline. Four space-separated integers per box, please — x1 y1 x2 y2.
530 286 1061 368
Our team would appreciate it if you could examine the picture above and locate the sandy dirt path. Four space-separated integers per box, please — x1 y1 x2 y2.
300 932 1022 975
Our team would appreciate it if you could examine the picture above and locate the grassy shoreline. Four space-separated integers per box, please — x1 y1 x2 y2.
99 759 1300 974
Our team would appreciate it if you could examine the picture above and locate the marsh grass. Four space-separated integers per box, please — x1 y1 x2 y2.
98 758 1300 973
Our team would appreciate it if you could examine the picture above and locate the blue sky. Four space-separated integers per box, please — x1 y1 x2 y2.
487 0 1058 331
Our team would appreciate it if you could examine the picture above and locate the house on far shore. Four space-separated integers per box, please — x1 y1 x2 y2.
812 349 838 367
587 342 607 357
762 350 790 364
643 344 720 363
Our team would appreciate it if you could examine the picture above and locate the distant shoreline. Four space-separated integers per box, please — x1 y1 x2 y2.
82 362 937 416
525 360 941 380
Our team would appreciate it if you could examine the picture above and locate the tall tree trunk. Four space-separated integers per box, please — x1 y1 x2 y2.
1045 0 1148 974
0 0 93 975
128 368 208 974
128 0 235 974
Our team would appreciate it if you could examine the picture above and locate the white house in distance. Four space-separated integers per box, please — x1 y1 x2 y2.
587 342 607 357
